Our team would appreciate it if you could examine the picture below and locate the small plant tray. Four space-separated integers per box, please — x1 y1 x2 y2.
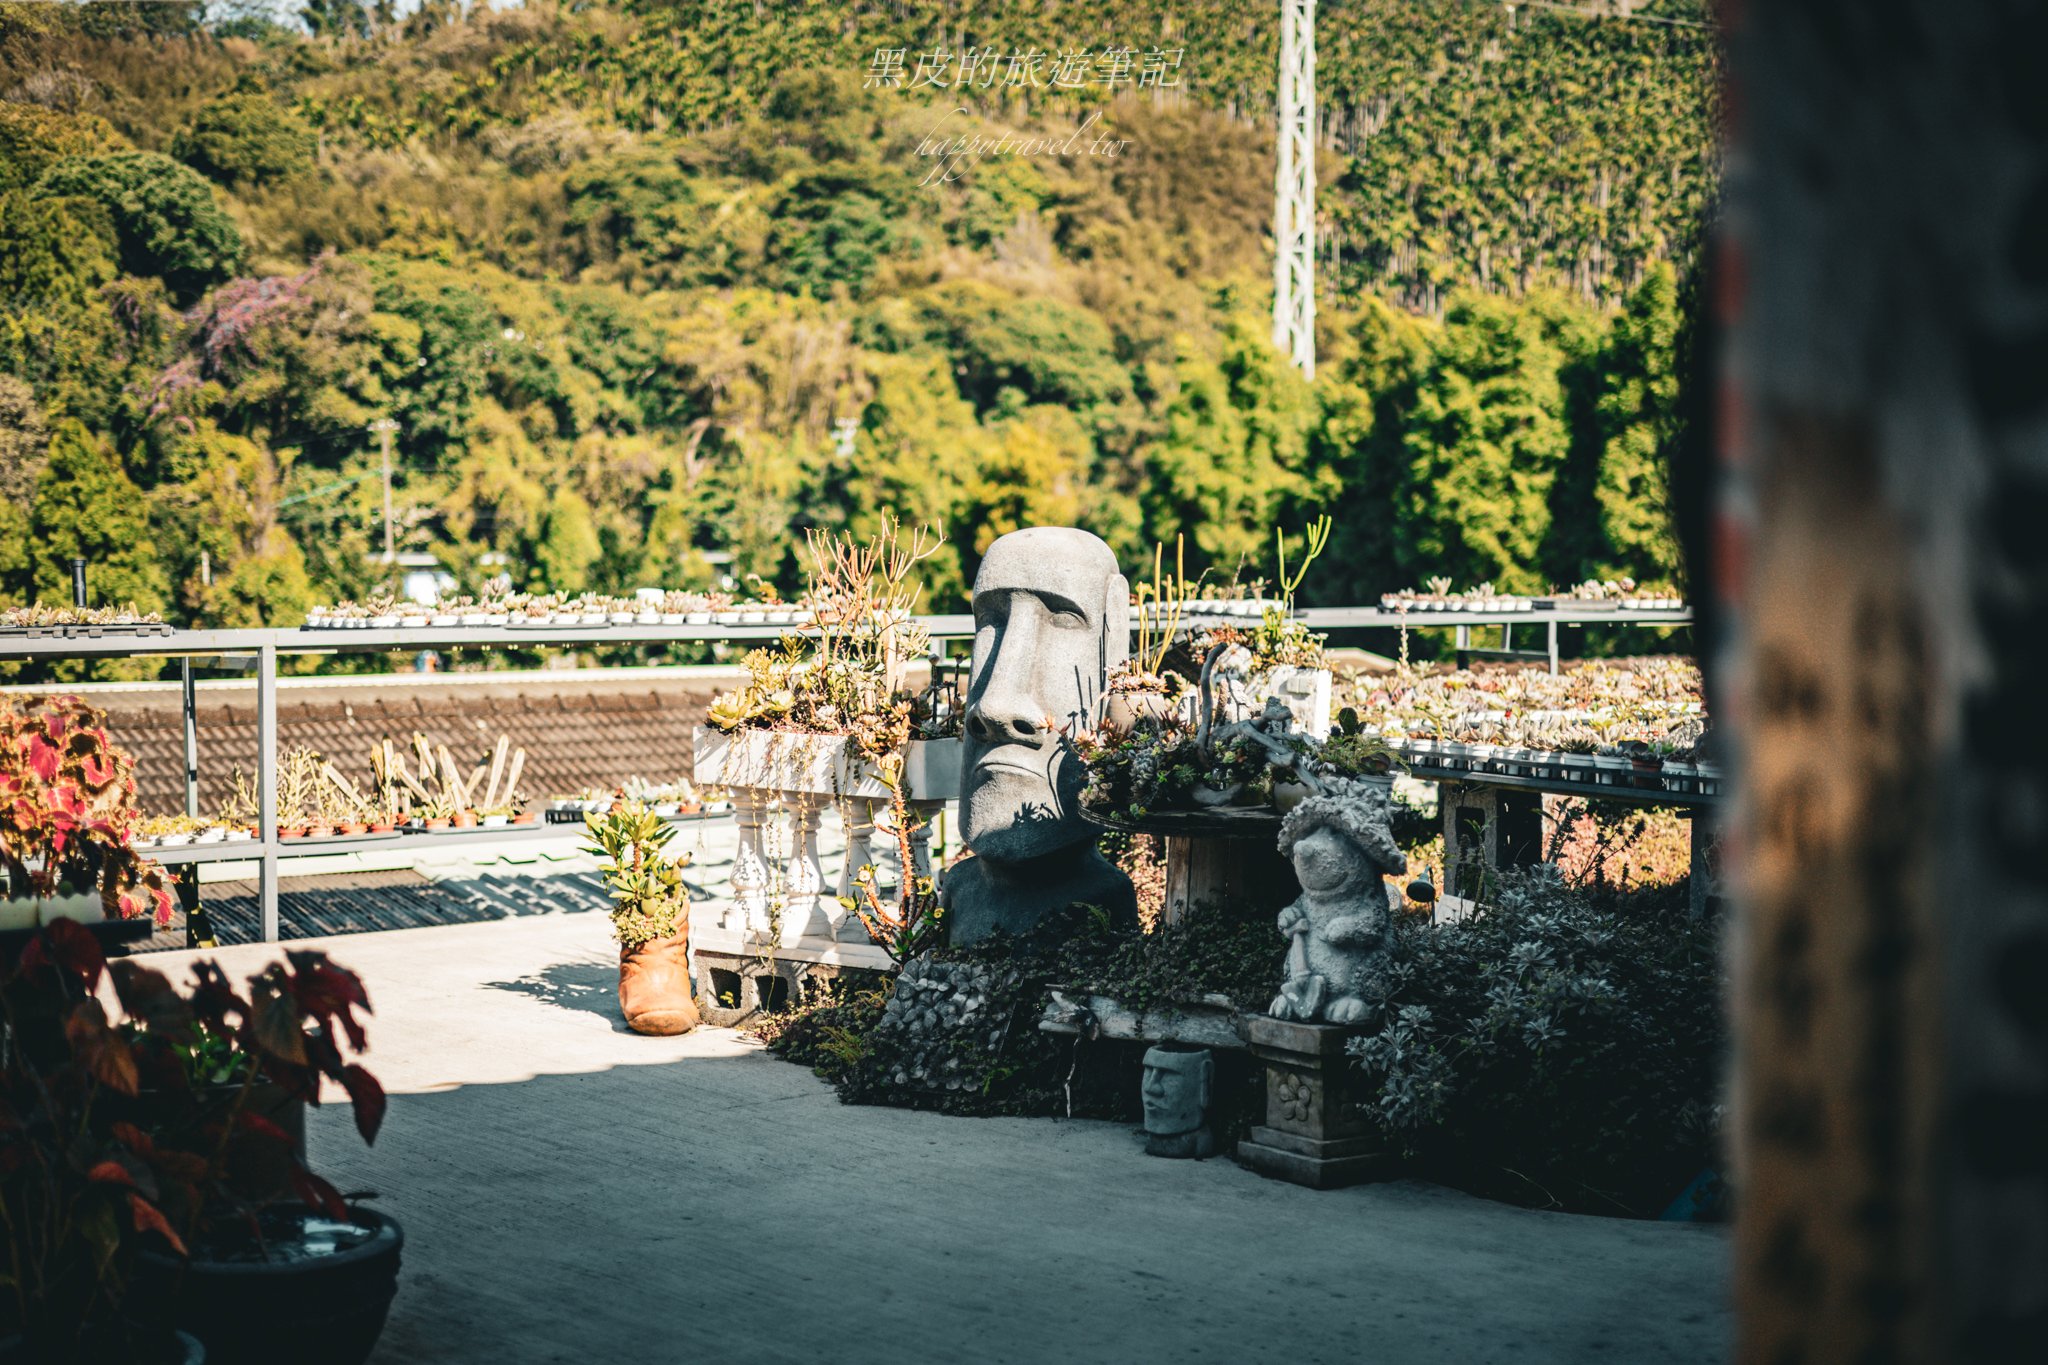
4 623 175 638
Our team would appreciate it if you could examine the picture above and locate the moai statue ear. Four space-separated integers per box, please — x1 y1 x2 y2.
1102 572 1131 676
1197 1051 1214 1109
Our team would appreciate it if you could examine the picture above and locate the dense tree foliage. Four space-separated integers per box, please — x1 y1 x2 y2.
0 0 1713 660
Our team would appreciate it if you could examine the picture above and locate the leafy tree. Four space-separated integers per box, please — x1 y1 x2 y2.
0 1 1705 625
0 378 43 600
0 376 48 515
143 253 383 474
1592 263 1683 583
172 89 316 187
821 351 991 604
153 420 311 626
535 488 602 593
765 165 917 300
958 406 1091 560
0 104 120 191
205 537 314 626
565 149 768 291
32 153 243 304
300 0 371 41
26 421 167 612
873 281 1132 417
0 188 127 429
0 191 117 308
1397 293 1576 593
696 430 819 595
1144 313 1324 577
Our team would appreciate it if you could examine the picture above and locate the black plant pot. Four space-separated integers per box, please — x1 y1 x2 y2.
129 1208 402 1365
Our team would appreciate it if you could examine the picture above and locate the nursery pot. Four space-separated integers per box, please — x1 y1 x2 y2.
619 931 699 1036
452 810 478 829
130 1206 402 1365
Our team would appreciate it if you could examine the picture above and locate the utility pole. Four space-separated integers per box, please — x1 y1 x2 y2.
1273 0 1318 378
369 417 399 585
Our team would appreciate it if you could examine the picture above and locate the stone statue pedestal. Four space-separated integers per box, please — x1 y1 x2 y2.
1237 1015 1395 1190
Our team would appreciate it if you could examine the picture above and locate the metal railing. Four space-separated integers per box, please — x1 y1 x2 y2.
1 603 1690 940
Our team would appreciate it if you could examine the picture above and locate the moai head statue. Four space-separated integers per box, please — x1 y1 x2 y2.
943 527 1136 944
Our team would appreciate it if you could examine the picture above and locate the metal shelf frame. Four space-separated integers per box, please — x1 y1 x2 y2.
1 603 1690 941
1 619 985 942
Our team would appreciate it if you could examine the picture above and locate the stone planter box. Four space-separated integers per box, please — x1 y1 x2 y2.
692 728 961 802
690 727 962 951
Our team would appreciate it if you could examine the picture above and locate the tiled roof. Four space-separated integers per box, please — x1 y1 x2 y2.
94 674 728 815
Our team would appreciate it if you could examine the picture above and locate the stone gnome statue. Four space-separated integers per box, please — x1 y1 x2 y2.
1269 780 1408 1025
943 527 1138 944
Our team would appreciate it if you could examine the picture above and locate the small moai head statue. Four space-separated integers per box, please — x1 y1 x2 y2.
1142 1044 1217 1158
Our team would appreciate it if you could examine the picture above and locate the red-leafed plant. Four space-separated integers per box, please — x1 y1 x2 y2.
0 920 385 1361
0 694 175 926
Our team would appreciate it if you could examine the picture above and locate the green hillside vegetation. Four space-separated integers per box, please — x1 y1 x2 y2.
0 0 1713 674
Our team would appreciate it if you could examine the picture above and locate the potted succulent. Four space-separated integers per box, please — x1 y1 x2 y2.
1106 538 1196 731
314 763 377 838
418 795 452 832
213 770 260 841
275 749 325 840
1076 719 1206 821
584 801 698 1036
1591 745 1632 784
1308 708 1407 799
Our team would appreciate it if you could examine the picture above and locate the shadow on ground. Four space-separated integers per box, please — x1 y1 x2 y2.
306 1043 1729 1365
483 959 632 1033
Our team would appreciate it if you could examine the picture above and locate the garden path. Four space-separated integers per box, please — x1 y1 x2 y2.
145 914 1731 1364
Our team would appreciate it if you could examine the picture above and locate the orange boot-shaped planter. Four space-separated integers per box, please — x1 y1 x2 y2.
619 931 699 1035
585 801 700 1036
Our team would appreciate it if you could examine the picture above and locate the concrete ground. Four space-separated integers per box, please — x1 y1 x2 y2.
144 914 1731 1364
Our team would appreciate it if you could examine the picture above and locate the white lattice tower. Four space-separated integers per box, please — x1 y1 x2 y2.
1272 0 1317 377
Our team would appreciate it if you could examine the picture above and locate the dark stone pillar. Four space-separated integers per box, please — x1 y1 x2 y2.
1728 2 2048 1358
